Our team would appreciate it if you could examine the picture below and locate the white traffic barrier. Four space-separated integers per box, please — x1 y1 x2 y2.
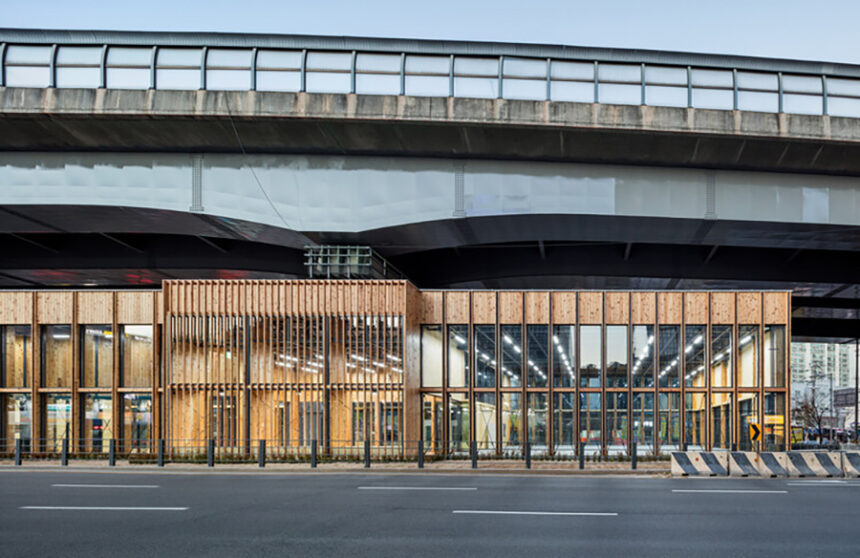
729 452 761 477
842 452 860 477
671 451 728 476
757 452 789 477
786 452 844 478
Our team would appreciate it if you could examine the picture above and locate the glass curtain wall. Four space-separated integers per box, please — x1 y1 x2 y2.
632 392 654 454
501 393 522 454
738 325 759 388
500 325 522 388
658 326 680 388
448 393 469 454
711 393 733 449
2 325 31 388
42 325 72 388
474 325 496 388
447 326 468 388
763 326 786 387
606 392 628 455
421 325 443 388
527 325 548 387
81 325 113 388
579 393 601 453
475 393 496 452
685 393 706 450
552 325 575 388
606 326 628 388
631 326 654 388
579 326 601 388
121 325 153 388
738 393 759 451
80 393 113 452
658 393 680 451
527 393 547 453
553 392 576 455
121 394 151 452
684 325 706 387
2 394 32 452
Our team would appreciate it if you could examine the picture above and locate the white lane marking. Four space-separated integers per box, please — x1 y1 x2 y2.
21 506 187 511
451 510 618 517
359 486 477 491
787 481 858 486
52 484 159 489
672 489 787 494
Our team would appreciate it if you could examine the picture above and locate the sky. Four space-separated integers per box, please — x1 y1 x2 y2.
2 0 859 64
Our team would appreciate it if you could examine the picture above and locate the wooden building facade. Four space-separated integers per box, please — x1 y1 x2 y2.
0 281 790 456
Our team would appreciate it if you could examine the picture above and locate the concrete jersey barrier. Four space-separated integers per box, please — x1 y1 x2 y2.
729 452 761 477
786 452 844 477
671 452 728 476
841 452 860 477
757 452 789 477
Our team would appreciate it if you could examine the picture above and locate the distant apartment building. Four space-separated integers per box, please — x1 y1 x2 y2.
791 343 855 387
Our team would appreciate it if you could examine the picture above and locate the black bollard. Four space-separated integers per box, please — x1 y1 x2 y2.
525 441 531 469
632 442 637 470
311 439 317 468
258 440 266 468
157 439 165 467
470 441 477 469
364 440 371 469
15 439 22 466
417 440 424 469
61 438 69 467
208 438 215 467
579 442 585 470
109 439 116 467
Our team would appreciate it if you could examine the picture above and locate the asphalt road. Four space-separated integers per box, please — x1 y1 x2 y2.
1 470 859 557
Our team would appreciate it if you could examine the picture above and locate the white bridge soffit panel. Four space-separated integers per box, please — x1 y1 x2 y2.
0 152 858 232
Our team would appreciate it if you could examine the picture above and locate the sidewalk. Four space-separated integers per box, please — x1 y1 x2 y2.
0 458 670 476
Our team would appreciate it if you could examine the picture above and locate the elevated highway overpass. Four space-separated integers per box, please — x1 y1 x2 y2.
0 29 858 338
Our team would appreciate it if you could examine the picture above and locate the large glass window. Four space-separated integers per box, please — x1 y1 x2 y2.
738 325 759 387
527 393 548 451
632 392 654 454
80 394 113 453
2 325 31 388
501 393 522 453
422 393 443 454
122 394 151 452
711 393 733 450
121 325 153 388
2 394 32 453
579 393 601 453
475 393 496 452
711 325 733 388
500 325 522 388
579 325 601 388
631 325 654 388
474 325 496 388
526 325 548 387
763 325 786 387
685 393 707 450
552 325 575 387
738 393 759 451
764 393 786 451
44 394 71 452
421 325 443 388
352 402 376 443
658 325 680 388
448 393 469 454
606 326 628 388
447 325 469 388
380 402 401 446
658 393 681 452
606 392 628 455
553 393 576 455
684 325 706 388
81 325 113 388
42 325 72 388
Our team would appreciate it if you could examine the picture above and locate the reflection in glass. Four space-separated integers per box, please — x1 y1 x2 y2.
685 393 707 450
475 393 496 452
447 325 469 388
553 393 576 455
764 393 786 451
526 325 548 388
631 325 654 388
632 392 654 454
500 325 522 388
738 325 759 387
658 393 680 452
421 325 443 388
422 393 443 454
42 325 72 388
121 325 153 388
474 325 496 388
2 394 31 452
552 325 575 388
2 325 30 388
738 393 759 451
684 325 706 388
80 394 113 452
579 393 601 453
658 326 680 388
122 394 151 452
763 326 786 387
711 393 733 449
501 393 522 453
448 393 469 454
81 325 113 388
711 326 733 388
605 326 628 388
579 326 601 388
44 394 71 452
606 392 628 455
527 393 547 451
